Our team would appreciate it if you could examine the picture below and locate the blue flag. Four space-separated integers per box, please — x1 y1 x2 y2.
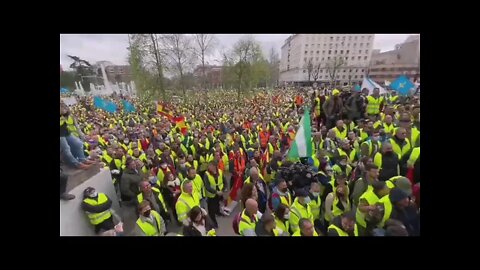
60 88 69 94
94 96 117 113
390 75 415 96
354 85 361 92
122 99 136 113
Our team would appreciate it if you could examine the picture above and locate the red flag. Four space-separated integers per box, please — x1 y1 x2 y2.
173 116 188 135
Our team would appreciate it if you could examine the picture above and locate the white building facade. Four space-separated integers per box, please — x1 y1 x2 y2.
279 34 375 86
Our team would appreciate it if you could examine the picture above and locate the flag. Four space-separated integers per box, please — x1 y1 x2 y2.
361 77 387 94
354 85 361 92
173 116 188 135
390 75 415 96
157 103 173 120
287 108 312 159
122 99 136 113
94 96 117 113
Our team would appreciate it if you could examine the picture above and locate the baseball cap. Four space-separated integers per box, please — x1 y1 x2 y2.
332 89 340 96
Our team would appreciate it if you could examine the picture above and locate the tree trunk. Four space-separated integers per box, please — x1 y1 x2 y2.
150 34 166 101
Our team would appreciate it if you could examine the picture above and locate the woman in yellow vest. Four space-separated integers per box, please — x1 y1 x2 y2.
204 163 226 228
81 187 117 234
324 183 351 225
274 204 291 236
132 200 166 236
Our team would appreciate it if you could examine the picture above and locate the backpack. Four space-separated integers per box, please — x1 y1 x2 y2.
232 212 242 235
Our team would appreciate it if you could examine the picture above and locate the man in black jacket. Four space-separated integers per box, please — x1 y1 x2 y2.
376 142 400 181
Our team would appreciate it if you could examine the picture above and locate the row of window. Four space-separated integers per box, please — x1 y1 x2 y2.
304 56 369 62
302 73 365 80
305 35 372 42
305 43 370 49
370 67 420 72
303 68 365 73
304 49 369 55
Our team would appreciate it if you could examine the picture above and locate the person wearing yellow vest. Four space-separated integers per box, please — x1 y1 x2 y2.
355 181 390 236
307 182 324 232
360 131 382 159
60 103 84 138
274 204 291 236
382 115 396 137
292 218 320 236
327 211 358 236
351 164 379 207
132 200 166 236
311 133 323 156
270 179 293 210
373 142 400 181
120 158 144 203
387 90 399 105
186 154 199 171
289 189 314 233
332 120 348 141
402 145 420 184
397 112 420 148
376 188 419 235
203 163 228 228
245 167 268 213
324 182 351 225
81 187 119 234
137 180 170 223
389 127 412 160
321 129 339 159
336 139 358 166
239 198 261 236
332 155 353 179
365 88 385 121
311 149 329 171
175 180 202 224
255 213 283 236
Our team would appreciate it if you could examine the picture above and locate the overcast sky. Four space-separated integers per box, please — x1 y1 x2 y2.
60 34 417 70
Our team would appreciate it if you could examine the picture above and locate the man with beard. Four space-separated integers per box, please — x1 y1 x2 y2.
374 142 400 181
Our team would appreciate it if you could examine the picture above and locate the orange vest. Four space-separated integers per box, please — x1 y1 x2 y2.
260 131 270 148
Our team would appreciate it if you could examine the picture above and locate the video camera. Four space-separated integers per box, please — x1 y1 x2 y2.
278 162 319 190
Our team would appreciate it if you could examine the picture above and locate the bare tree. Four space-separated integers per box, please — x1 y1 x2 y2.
223 36 262 98
304 59 314 84
312 63 321 83
149 34 167 100
268 47 280 88
326 57 345 87
193 34 218 89
161 34 195 97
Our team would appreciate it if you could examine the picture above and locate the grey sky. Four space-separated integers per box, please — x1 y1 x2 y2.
60 34 417 70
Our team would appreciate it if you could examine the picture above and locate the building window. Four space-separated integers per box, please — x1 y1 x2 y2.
353 43 356 47
360 75 364 78
355 36 357 40
340 50 343 54
361 69 364 72
334 50 337 54
328 50 331 55
336 37 339 41
305 51 308 54
365 50 369 54
320 70 323 73
350 69 352 72
368 36 372 40
324 44 326 47
321 57 324 61
330 37 333 41
311 51 314 54
304 57 307 61
303 70 306 73
342 75 346 79
354 75 358 78
360 43 363 47
346 50 350 54
364 56 367 60
316 57 319 61
336 75 339 79
316 51 319 54
366 43 369 47
322 50 325 54
345 57 348 60
349 36 352 41
319 76 323 79
357 56 361 60
306 44 309 47
355 69 358 72
328 57 330 60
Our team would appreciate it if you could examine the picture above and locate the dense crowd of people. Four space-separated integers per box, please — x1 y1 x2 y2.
60 86 420 236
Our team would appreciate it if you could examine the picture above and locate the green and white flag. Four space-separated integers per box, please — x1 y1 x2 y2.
287 108 312 159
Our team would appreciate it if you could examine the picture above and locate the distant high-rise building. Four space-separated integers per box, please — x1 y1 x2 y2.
369 35 420 83
279 34 375 86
